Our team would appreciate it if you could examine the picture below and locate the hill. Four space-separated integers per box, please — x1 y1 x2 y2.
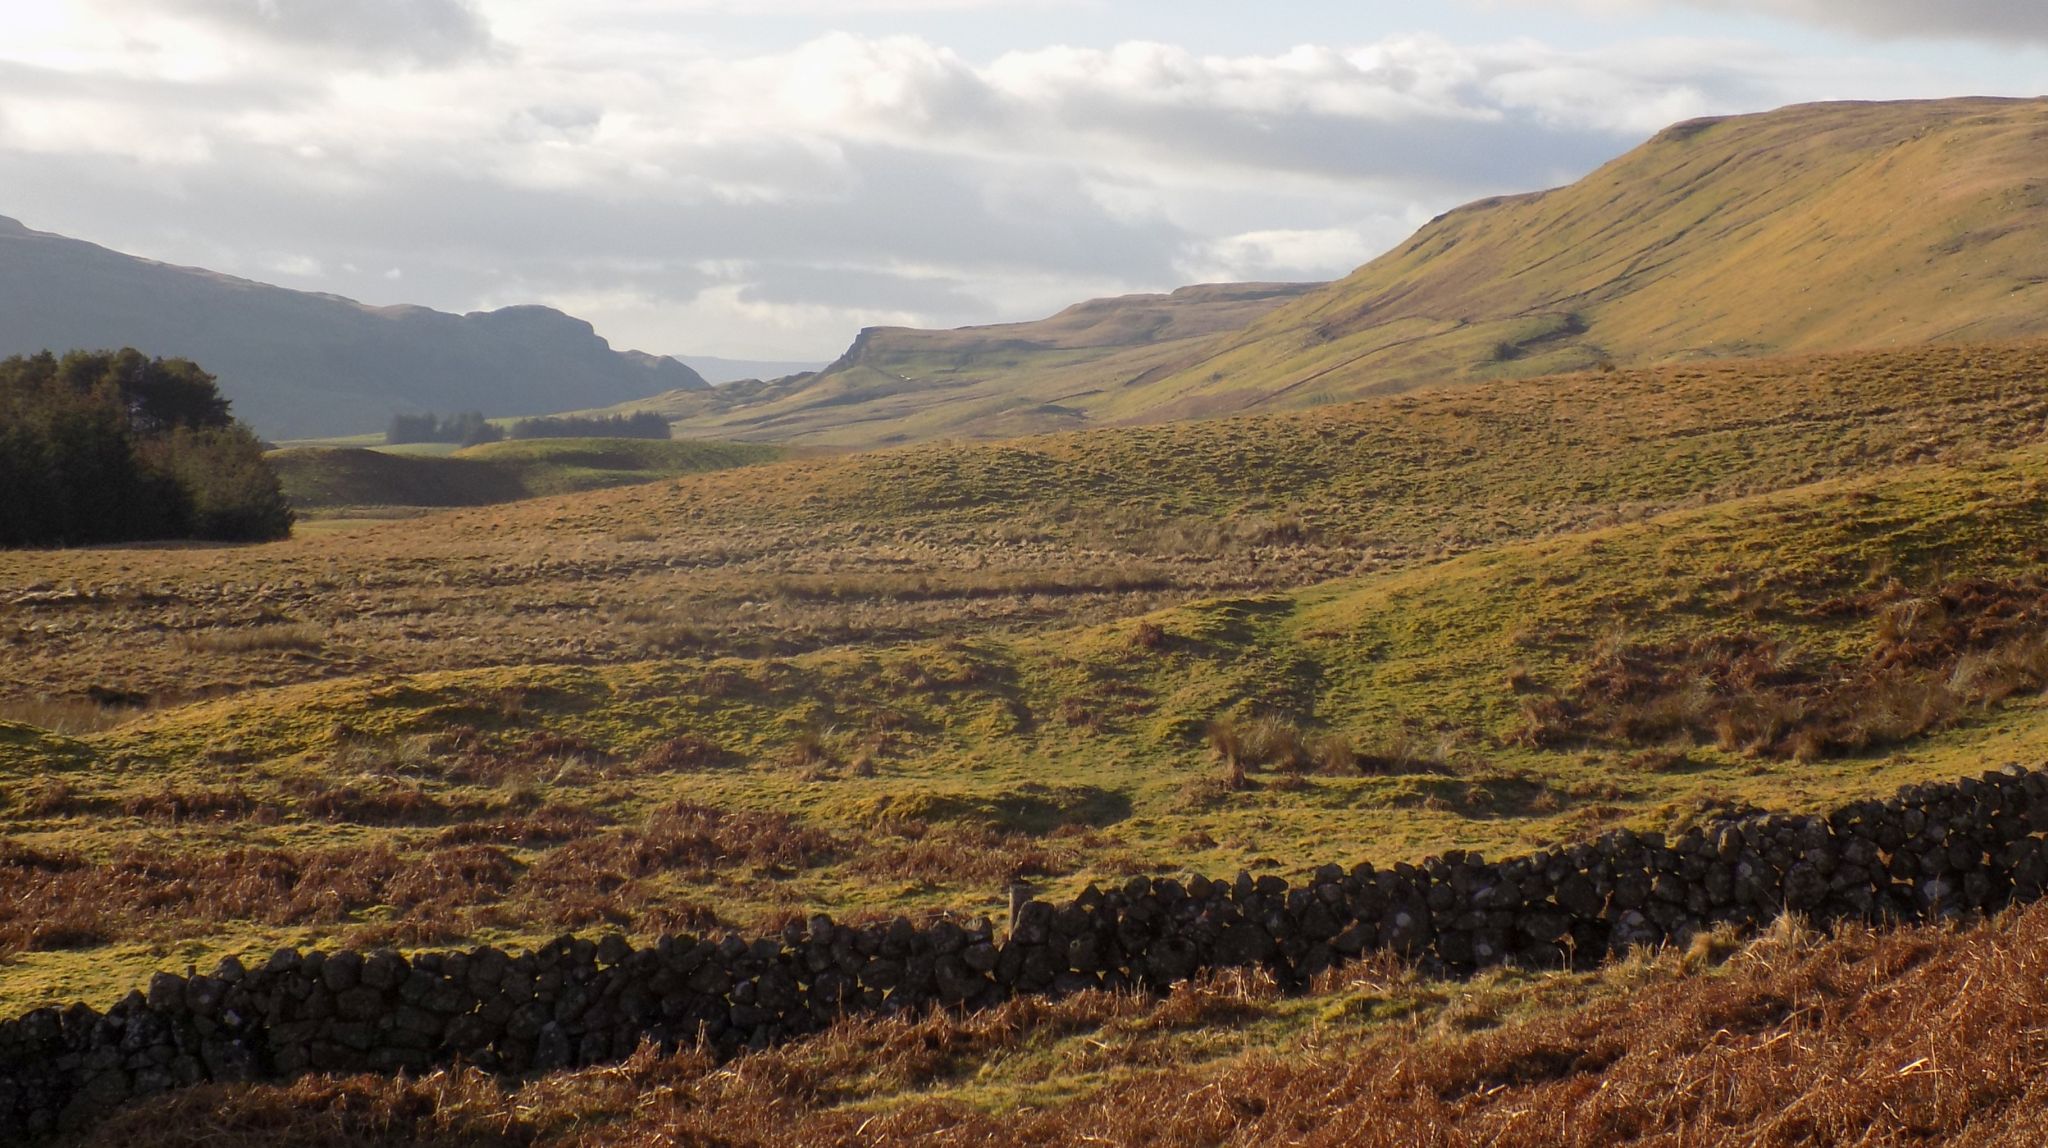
269 437 784 514
644 282 1319 446
1145 97 2048 415
0 216 710 438
663 97 2048 446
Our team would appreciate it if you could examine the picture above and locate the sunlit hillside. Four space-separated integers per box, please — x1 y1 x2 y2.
661 98 2048 447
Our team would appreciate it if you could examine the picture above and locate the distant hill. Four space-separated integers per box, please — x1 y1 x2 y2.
641 282 1320 446
0 216 709 438
658 97 2048 445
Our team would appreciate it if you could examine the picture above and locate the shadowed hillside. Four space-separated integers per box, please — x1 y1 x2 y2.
270 438 784 514
0 217 710 438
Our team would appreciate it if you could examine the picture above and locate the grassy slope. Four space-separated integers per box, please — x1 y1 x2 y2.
270 437 784 512
12 339 2048 708
11 387 2048 1010
1145 97 2048 416
640 283 1319 447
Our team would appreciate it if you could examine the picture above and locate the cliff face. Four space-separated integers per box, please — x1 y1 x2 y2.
0 218 708 438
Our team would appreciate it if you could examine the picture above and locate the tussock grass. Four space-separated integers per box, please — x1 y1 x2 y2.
179 623 325 655
0 695 139 736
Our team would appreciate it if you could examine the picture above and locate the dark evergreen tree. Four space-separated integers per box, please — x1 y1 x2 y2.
0 348 293 547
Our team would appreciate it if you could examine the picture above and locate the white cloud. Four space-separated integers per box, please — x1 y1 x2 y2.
1182 227 1391 284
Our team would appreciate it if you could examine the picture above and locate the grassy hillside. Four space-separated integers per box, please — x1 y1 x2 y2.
641 283 1318 446
12 338 2048 708
1145 97 2048 416
657 98 2048 447
10 340 2048 1014
270 437 784 513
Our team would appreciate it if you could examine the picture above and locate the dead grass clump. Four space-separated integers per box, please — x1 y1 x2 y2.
122 785 274 825
1525 576 2048 760
1057 695 1104 730
178 623 325 655
851 822 1084 886
635 733 737 772
433 803 607 847
522 802 840 903
0 841 523 955
1353 724 1444 775
780 728 839 772
1206 712 1313 773
0 694 139 735
1179 769 1249 809
9 776 91 817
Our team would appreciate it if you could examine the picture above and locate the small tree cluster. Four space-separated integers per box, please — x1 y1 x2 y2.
0 349 294 547
386 411 503 446
507 412 671 440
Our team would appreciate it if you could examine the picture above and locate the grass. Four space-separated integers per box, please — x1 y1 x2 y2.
9 332 2048 1133
11 385 2048 1009
13 336 2048 711
1145 98 2048 422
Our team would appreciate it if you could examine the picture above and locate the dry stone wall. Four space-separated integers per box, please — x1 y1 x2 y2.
9 763 2048 1138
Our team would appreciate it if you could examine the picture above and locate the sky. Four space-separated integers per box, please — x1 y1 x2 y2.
1 2 2043 361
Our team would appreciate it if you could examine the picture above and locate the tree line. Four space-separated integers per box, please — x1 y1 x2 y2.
386 411 502 446
386 411 670 445
0 349 294 548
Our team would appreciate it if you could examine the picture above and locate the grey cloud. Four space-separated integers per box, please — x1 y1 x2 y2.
0 23 1884 357
1690 1 2048 43
0 136 1187 345
737 266 994 318
145 0 492 66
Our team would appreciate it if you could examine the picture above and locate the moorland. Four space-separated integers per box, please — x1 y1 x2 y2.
9 96 2048 1145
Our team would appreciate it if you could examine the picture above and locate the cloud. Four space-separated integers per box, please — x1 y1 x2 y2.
1182 227 1392 285
0 8 1986 358
1504 0 2048 44
94 0 495 68
1710 0 2048 42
